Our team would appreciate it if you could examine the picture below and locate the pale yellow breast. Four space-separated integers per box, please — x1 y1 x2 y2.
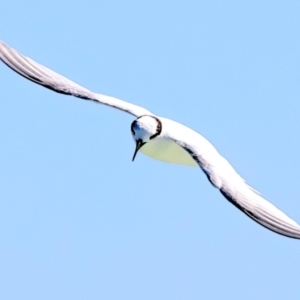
140 138 197 167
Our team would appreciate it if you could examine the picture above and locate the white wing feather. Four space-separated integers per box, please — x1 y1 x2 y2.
0 40 152 117
161 117 300 239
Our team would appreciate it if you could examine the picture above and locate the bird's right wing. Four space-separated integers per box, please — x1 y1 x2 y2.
0 40 152 117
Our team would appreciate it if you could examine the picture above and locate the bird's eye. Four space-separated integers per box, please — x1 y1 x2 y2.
131 121 137 135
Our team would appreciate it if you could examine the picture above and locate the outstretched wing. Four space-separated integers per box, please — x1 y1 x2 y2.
0 40 152 117
162 117 300 239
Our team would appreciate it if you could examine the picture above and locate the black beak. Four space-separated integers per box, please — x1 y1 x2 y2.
132 140 144 162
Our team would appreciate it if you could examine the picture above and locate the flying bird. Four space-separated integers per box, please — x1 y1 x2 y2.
0 40 299 239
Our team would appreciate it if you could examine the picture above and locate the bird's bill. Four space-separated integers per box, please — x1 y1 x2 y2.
132 140 144 161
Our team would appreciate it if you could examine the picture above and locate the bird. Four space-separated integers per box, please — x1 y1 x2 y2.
0 40 299 239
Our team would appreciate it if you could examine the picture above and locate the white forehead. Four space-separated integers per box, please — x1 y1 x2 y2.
132 115 159 140
136 115 158 131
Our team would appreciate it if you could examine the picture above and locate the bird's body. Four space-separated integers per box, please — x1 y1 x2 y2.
139 117 198 166
0 40 299 239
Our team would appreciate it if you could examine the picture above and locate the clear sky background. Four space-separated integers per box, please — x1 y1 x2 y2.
0 1 300 299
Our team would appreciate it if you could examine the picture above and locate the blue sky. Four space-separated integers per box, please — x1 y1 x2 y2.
1 1 300 299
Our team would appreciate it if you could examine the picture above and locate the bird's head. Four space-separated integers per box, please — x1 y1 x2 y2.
130 115 162 161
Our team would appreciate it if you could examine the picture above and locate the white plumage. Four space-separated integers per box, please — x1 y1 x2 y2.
0 40 299 239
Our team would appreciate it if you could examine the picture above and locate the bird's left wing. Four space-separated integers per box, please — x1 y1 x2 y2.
0 40 152 117
162 117 300 239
